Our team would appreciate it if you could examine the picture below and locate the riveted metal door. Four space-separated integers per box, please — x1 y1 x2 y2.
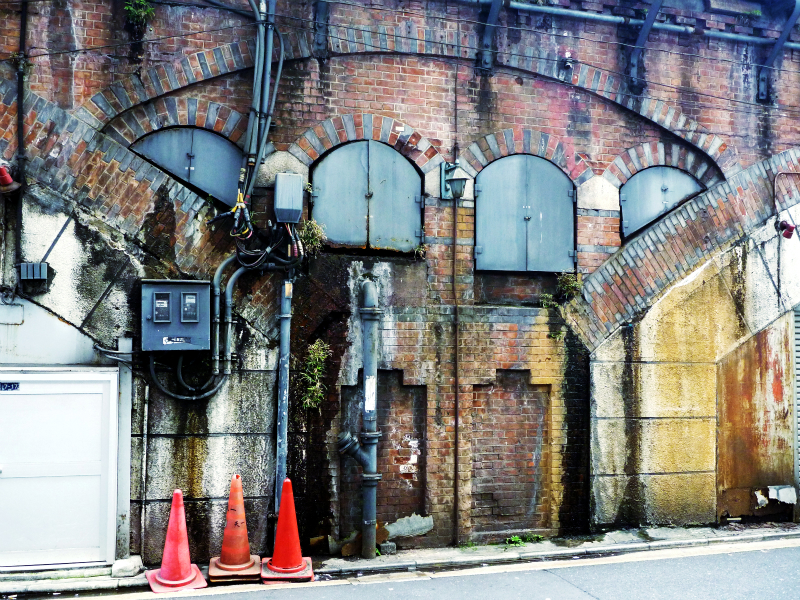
526 157 575 272
368 141 421 252
475 155 527 271
476 155 574 272
621 166 702 237
312 141 369 247
0 370 118 567
132 128 242 207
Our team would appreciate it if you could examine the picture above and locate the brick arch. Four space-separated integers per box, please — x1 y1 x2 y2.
288 114 444 173
75 31 317 131
564 147 800 352
312 23 739 176
103 98 248 148
603 141 725 190
457 128 594 185
75 41 257 130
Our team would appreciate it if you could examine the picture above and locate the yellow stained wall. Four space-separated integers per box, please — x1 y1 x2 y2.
590 233 797 526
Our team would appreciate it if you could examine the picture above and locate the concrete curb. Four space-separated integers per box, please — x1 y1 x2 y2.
0 574 148 594
314 530 800 576
4 531 800 593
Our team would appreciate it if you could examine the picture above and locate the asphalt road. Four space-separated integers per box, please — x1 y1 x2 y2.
89 539 800 600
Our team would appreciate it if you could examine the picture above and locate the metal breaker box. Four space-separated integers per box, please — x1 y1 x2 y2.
141 280 211 351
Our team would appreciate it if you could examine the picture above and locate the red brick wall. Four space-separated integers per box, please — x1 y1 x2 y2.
338 370 427 537
471 371 549 536
376 371 427 527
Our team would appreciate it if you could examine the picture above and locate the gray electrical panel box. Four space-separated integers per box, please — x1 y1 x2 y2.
274 172 303 223
141 280 211 351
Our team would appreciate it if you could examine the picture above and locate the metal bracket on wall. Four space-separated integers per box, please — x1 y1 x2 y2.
627 0 663 95
312 0 330 59
758 0 800 103
477 0 504 73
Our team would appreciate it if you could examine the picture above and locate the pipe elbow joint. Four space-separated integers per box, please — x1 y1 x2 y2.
337 431 370 468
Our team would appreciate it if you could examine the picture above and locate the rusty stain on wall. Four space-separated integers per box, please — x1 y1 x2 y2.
717 313 795 519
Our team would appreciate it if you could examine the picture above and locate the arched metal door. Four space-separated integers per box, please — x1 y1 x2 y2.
312 141 422 252
621 167 703 237
131 128 242 207
475 155 575 272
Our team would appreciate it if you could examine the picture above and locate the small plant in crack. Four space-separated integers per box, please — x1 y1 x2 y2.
294 339 332 412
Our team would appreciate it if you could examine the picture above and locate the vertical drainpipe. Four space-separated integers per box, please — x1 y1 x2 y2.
358 280 383 558
336 279 384 558
15 0 27 275
275 280 292 514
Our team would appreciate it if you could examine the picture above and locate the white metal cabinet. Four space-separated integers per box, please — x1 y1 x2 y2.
0 370 118 568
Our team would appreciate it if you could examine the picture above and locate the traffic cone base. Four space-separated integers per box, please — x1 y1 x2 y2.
145 563 207 593
146 489 207 593
208 474 261 582
261 556 314 583
209 554 262 582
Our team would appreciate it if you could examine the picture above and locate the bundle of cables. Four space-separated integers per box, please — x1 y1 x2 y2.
235 220 304 269
206 0 287 262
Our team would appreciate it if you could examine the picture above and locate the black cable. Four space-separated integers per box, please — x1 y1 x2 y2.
93 343 141 354
195 0 252 19
5 0 800 79
176 354 216 392
317 0 800 76
149 354 226 400
268 16 800 120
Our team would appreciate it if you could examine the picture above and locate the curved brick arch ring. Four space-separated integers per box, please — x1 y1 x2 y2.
316 24 739 176
103 98 248 149
564 146 800 352
75 31 739 179
602 141 725 190
75 30 315 131
287 114 444 173
75 41 257 130
457 128 594 185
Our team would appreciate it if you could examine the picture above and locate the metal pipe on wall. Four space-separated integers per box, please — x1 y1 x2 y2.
274 279 292 514
212 254 238 375
336 280 383 559
224 266 250 375
358 280 383 559
15 0 27 278
455 0 800 52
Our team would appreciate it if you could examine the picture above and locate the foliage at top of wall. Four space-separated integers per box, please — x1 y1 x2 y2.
124 0 155 25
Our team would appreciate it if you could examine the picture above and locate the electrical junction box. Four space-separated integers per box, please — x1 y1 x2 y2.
274 172 303 223
141 280 211 351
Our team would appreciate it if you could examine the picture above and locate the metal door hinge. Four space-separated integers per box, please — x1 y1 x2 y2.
414 194 423 204
569 190 576 203
475 245 483 255
474 184 482 197
620 192 627 202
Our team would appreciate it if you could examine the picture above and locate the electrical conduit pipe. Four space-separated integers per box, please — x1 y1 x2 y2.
274 279 292 514
224 266 251 375
456 0 800 51
213 254 238 376
338 280 383 559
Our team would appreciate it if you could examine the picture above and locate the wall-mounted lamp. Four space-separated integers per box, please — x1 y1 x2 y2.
441 161 468 201
0 166 20 194
777 220 796 239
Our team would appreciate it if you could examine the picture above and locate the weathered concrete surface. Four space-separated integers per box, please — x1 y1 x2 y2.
590 210 800 527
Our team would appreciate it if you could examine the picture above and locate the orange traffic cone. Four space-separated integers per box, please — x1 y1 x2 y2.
145 489 207 593
209 474 261 582
261 478 314 583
